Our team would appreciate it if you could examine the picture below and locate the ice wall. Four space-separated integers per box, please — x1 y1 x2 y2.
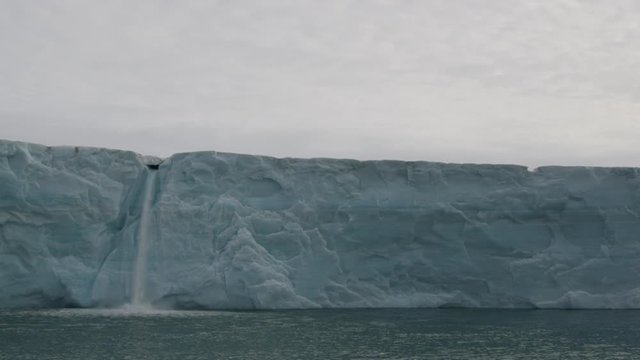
0 140 149 308
1 139 640 309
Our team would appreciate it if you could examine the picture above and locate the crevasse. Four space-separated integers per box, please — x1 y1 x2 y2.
1 139 640 309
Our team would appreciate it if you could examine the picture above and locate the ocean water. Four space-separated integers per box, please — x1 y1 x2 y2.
1 308 639 359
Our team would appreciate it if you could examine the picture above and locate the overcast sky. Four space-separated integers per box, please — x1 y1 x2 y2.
2 0 639 167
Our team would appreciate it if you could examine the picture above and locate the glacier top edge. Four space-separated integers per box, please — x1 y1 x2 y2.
2 138 638 172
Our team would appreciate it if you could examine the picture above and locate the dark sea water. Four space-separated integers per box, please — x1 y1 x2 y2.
1 308 639 359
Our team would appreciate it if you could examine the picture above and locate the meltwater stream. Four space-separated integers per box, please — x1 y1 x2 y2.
130 169 157 307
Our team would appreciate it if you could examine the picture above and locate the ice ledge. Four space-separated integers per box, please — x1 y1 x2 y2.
138 155 164 169
2 138 638 171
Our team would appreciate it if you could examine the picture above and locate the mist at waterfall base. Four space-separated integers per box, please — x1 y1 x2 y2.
3 139 640 358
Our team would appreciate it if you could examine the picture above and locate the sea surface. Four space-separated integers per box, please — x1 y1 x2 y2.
1 308 639 359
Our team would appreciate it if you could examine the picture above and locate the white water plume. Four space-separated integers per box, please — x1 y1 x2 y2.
131 170 157 306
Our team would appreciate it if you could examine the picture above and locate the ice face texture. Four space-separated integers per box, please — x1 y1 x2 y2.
1 139 640 309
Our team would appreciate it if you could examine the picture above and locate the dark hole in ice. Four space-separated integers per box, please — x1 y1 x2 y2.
146 164 159 170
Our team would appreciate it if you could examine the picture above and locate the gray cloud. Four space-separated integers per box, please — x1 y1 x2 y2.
2 0 640 167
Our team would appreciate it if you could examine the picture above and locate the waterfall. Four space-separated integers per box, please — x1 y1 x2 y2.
131 169 157 306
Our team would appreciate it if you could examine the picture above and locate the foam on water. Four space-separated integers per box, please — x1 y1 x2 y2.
31 307 228 318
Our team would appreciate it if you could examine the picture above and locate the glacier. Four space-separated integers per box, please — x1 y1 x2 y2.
1 139 640 309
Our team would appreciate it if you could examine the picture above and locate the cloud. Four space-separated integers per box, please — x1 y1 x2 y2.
1 0 639 167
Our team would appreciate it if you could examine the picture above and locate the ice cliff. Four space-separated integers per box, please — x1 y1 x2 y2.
1 139 640 309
